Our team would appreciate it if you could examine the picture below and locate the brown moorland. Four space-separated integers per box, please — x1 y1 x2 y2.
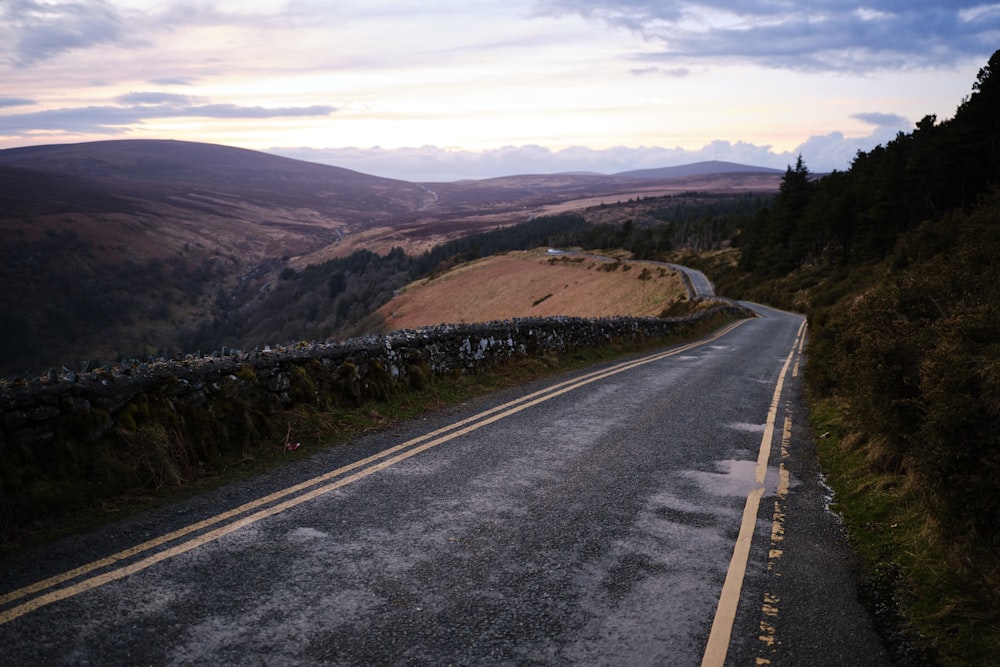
378 250 688 331
301 171 784 263
0 139 778 374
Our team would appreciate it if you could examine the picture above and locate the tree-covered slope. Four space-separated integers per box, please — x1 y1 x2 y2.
705 49 1000 664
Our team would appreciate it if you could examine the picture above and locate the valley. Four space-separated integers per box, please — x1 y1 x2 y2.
0 140 781 376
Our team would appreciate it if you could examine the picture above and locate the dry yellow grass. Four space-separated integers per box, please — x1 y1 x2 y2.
378 250 688 330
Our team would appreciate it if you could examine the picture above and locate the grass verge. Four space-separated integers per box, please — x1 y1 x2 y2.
811 398 1000 667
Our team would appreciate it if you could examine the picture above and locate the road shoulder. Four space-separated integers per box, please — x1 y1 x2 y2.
739 382 894 666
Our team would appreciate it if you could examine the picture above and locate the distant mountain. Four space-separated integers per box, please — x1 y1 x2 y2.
614 160 784 180
0 139 782 376
0 140 440 375
0 139 432 220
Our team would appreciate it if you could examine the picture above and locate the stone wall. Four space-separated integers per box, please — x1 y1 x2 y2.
1 306 747 447
0 305 751 534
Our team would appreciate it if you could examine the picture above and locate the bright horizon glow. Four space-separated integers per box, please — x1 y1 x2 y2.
0 1 995 181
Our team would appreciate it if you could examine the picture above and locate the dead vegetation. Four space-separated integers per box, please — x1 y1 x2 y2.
377 250 688 331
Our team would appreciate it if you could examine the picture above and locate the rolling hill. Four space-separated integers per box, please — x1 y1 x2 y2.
378 250 689 331
614 160 784 179
0 139 431 216
0 139 780 375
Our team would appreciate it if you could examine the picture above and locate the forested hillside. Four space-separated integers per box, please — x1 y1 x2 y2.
738 52 998 276
714 49 1000 664
188 193 768 353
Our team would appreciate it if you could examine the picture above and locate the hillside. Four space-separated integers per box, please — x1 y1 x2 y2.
0 141 779 375
378 251 688 331
614 160 784 179
682 49 1000 664
0 139 432 220
0 140 435 374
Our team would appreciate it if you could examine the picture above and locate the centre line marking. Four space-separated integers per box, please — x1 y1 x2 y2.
1 319 750 625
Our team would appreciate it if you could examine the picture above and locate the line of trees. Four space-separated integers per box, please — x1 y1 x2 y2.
738 50 1000 543
189 193 767 353
738 50 999 277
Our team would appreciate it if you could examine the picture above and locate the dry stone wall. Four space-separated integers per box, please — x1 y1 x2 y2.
1 307 751 449
0 306 751 535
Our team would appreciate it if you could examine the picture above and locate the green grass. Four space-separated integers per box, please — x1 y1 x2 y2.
811 398 1000 667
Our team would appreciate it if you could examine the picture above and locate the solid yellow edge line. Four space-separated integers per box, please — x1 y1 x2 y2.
701 319 806 667
0 318 751 624
1 330 711 608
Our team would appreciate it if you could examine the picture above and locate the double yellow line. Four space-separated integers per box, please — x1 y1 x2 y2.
0 319 748 626
701 317 807 667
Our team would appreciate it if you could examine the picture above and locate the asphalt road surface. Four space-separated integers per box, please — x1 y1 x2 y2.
664 263 715 297
0 304 892 666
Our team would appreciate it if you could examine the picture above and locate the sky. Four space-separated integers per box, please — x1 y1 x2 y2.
1 1 997 182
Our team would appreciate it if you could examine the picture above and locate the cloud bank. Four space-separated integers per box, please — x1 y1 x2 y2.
536 1 1000 72
0 92 336 135
270 114 910 181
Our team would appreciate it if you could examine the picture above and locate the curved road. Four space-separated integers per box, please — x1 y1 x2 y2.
556 250 715 298
0 304 890 665
666 262 715 297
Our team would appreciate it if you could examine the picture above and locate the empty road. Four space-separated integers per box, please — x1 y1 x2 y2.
0 304 890 665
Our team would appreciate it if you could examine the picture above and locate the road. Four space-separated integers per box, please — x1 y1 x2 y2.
0 304 891 666
553 249 715 298
665 262 715 297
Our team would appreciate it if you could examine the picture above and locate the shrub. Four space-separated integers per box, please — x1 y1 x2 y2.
830 192 1000 537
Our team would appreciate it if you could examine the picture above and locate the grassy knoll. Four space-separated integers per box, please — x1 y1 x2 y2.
377 249 689 332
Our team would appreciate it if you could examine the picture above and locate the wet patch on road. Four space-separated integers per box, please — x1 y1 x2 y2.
728 422 766 433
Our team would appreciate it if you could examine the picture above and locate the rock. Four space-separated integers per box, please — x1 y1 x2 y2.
266 372 292 392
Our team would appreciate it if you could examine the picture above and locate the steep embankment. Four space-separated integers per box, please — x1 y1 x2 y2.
0 140 435 376
378 250 689 331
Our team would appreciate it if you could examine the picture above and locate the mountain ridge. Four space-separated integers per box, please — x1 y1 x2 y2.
0 139 783 185
613 160 785 179
0 138 782 375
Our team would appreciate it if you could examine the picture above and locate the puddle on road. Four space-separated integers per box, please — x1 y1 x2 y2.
684 459 798 498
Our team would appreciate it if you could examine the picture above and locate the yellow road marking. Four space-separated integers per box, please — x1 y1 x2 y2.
1 319 749 625
792 328 806 377
701 319 806 667
756 411 795 661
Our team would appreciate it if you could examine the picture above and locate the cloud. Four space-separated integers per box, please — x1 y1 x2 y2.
116 92 205 106
535 1 1000 72
2 0 131 66
0 95 336 136
0 106 138 135
269 123 908 181
852 112 909 127
0 97 35 108
181 104 337 119
629 66 690 77
147 77 198 86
